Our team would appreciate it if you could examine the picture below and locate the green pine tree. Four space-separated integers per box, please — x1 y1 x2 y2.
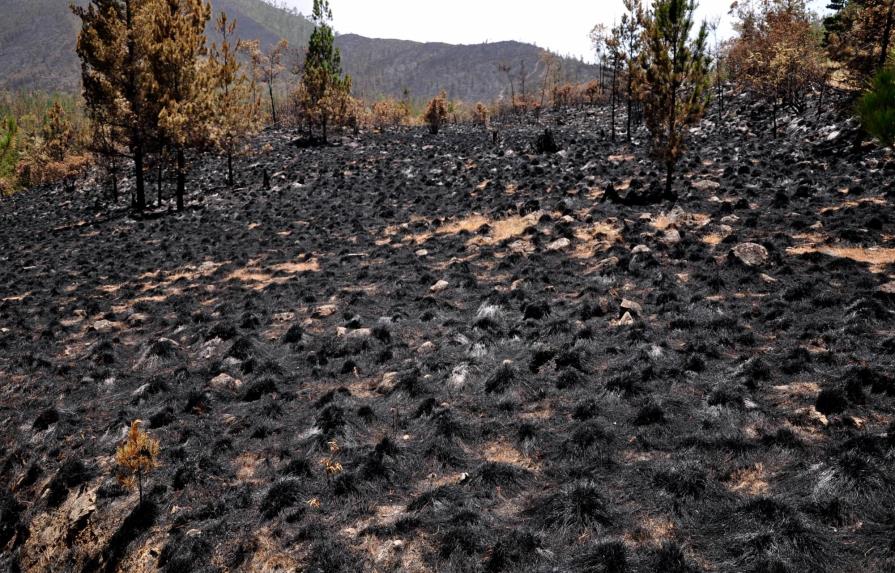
857 66 895 146
639 0 710 200
302 0 351 143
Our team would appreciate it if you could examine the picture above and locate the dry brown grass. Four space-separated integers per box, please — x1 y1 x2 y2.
573 220 624 259
787 244 895 273
727 463 770 496
226 259 320 290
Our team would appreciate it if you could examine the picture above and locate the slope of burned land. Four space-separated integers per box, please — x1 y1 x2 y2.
1 101 894 572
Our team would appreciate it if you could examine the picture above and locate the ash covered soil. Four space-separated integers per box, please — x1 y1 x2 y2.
2 102 895 573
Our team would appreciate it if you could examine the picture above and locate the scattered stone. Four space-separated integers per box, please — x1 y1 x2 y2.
272 312 295 322
91 319 118 332
661 228 682 245
620 299 643 316
430 280 450 293
415 249 429 257
127 313 150 326
337 327 372 340
547 237 571 251
879 282 895 295
616 312 636 327
632 244 651 254
316 304 337 318
377 372 398 393
417 341 436 355
730 243 769 267
210 373 242 391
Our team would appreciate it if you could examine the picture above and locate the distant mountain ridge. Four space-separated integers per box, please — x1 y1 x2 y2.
0 0 597 102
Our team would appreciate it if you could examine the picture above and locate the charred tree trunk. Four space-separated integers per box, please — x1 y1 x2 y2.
134 143 146 212
268 81 277 125
227 152 234 187
879 0 895 71
110 159 118 203
125 0 145 212
157 158 163 206
175 147 185 212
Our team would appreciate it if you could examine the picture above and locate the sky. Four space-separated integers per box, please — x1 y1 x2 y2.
278 0 831 63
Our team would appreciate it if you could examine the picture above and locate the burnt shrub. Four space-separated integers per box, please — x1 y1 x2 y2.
242 377 278 402
815 387 848 415
260 479 305 519
575 540 628 573
525 480 614 531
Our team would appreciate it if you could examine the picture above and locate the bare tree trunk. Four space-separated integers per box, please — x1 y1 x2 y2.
157 159 162 207
227 152 234 186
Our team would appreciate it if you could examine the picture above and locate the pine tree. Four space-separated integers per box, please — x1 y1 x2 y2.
73 0 153 210
207 11 260 186
42 102 74 163
139 0 212 211
639 0 710 200
302 0 351 142
115 420 160 508
857 66 895 146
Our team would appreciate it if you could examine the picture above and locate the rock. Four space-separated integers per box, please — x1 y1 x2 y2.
127 313 150 326
616 312 636 327
632 244 651 254
620 299 643 316
417 341 436 355
210 373 242 391
315 304 337 318
730 243 769 267
430 280 450 293
594 257 620 272
547 238 571 251
338 327 372 340
272 312 295 322
91 319 118 332
661 228 681 245
879 282 895 295
720 215 740 225
377 372 398 393
415 249 429 257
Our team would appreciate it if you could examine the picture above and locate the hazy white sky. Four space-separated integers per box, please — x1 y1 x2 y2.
278 0 830 62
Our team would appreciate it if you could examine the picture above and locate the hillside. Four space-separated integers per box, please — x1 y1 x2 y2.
0 0 595 102
337 35 596 103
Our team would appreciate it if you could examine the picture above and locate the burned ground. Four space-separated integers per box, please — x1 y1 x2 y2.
1 101 894 572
